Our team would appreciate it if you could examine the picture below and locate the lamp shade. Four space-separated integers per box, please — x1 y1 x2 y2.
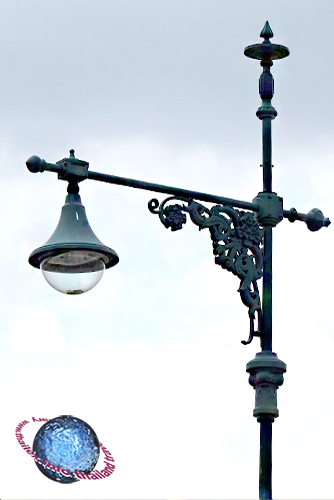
29 192 119 294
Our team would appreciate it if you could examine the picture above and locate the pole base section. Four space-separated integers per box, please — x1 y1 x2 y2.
247 351 286 420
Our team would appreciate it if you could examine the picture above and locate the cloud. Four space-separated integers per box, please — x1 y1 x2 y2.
6 304 67 358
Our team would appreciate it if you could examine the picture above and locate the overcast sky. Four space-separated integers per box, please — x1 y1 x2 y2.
0 1 333 499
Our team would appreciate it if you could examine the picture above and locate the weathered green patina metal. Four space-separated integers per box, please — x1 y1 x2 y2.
28 174 119 272
244 21 289 63
148 197 264 345
26 153 330 230
244 22 290 499
26 21 330 500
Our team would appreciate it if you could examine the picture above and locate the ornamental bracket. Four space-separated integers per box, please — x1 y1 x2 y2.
148 196 264 345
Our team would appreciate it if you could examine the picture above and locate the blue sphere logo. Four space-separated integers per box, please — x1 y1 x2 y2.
33 415 100 483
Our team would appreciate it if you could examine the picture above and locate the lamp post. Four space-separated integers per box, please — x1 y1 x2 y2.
26 22 330 499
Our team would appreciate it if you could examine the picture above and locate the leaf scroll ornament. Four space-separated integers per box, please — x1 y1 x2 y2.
148 197 264 344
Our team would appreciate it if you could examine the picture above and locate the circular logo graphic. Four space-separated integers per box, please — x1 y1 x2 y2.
15 416 115 482
33 415 100 483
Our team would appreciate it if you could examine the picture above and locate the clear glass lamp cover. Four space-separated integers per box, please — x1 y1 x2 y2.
41 250 106 295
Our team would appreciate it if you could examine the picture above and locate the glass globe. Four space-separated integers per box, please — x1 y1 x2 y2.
41 250 105 294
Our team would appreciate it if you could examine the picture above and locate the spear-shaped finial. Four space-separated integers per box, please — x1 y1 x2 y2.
244 22 289 61
260 21 274 40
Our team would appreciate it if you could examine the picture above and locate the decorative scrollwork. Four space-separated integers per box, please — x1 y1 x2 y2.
148 197 189 231
148 197 264 345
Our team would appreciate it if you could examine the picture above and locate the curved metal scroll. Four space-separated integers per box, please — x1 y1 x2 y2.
148 197 264 345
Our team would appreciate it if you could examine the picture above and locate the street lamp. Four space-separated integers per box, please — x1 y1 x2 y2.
26 22 330 499
27 150 119 294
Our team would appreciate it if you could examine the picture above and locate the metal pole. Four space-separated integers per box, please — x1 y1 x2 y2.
245 22 289 499
262 226 273 353
260 93 274 354
255 32 277 499
259 419 273 498
258 92 275 500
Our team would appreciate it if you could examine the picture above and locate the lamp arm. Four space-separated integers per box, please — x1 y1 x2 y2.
27 155 331 232
88 170 259 212
88 171 331 230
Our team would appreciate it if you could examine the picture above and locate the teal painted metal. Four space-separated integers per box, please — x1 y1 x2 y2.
26 21 331 500
245 21 288 499
28 181 119 270
26 154 330 230
244 21 289 62
148 197 263 344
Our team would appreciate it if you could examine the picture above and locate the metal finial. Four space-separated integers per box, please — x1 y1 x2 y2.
244 22 289 61
260 21 274 40
69 149 75 158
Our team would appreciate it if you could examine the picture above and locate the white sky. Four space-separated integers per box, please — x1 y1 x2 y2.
0 1 333 499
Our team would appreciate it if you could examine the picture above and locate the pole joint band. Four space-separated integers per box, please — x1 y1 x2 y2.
246 351 286 420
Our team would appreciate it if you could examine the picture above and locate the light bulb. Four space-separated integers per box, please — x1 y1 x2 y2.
41 250 105 294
